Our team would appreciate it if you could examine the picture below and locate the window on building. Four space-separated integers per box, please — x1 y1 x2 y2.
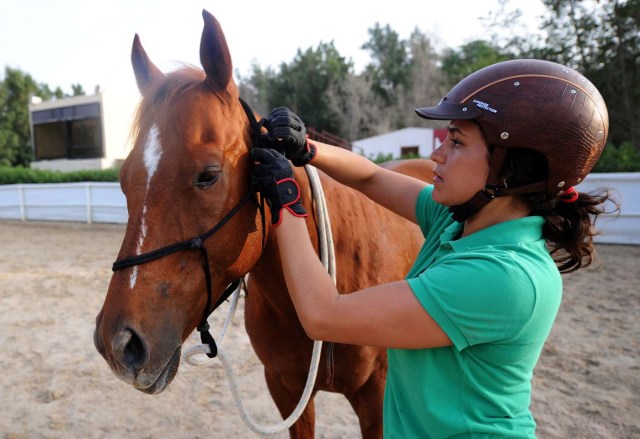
69 118 102 158
400 146 419 158
32 103 104 160
33 122 66 159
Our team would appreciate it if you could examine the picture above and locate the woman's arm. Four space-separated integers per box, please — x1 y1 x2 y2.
250 147 448 348
276 210 451 349
310 140 428 223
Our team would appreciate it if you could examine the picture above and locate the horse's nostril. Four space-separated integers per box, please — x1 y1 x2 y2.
124 330 145 367
113 328 147 371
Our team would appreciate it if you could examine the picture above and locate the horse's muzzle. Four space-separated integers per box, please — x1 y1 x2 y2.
94 312 181 394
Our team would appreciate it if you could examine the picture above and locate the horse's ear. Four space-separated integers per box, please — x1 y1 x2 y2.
200 9 233 93
131 34 163 94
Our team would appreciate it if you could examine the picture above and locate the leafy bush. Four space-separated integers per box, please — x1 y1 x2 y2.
370 152 427 164
371 152 395 164
0 166 120 185
593 142 640 173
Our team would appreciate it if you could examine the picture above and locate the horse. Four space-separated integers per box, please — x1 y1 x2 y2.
94 10 435 438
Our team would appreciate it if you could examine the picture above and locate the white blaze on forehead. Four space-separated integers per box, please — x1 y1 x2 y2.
130 125 163 290
143 125 163 183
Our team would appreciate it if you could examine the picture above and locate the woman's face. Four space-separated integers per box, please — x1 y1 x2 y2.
430 120 491 207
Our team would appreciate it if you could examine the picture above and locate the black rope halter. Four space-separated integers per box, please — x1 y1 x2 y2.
112 98 265 358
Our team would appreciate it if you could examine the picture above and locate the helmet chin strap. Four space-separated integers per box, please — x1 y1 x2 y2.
448 145 549 222
448 146 508 223
449 190 495 222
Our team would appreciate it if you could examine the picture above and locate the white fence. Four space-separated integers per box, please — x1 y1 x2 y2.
0 182 126 224
576 172 640 245
0 173 638 244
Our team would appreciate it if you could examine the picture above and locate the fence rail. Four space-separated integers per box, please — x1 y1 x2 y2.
0 173 638 244
307 127 351 150
0 182 126 224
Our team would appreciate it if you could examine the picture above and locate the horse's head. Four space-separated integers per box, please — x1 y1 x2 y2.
94 10 264 394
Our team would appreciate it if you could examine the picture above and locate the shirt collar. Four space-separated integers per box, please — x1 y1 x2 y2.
445 216 545 252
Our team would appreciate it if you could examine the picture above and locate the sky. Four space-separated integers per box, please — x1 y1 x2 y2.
0 0 547 99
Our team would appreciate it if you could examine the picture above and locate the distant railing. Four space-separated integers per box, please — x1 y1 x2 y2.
575 172 640 245
307 127 351 150
0 174 638 245
0 182 126 224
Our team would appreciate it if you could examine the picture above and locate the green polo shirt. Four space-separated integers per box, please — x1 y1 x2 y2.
383 185 562 438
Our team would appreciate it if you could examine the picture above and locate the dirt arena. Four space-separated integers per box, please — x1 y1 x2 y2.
0 220 638 438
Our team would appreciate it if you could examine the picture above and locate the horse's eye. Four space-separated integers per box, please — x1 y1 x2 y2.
195 167 220 188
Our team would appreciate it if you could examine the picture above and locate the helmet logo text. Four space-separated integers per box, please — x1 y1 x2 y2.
472 99 497 114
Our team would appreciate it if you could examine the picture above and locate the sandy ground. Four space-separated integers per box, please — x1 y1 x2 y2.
0 220 638 438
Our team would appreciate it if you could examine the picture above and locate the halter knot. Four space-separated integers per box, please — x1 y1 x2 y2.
197 321 210 333
190 237 204 249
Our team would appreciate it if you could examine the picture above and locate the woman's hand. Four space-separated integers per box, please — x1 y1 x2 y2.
261 107 316 166
250 148 307 226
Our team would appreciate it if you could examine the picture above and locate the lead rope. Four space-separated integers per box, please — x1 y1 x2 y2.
182 164 334 436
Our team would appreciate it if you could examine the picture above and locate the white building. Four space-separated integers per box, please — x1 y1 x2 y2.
28 91 139 172
352 127 448 159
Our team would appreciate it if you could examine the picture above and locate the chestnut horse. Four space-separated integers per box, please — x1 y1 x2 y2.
94 10 435 438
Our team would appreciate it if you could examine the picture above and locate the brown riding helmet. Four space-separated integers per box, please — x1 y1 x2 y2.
415 59 609 196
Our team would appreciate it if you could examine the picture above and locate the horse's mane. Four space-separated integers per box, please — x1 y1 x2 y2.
150 66 206 107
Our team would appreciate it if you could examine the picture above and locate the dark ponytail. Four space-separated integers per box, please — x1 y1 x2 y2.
529 189 619 273
501 149 621 273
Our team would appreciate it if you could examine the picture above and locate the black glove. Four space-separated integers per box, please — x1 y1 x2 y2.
250 148 308 226
262 107 316 166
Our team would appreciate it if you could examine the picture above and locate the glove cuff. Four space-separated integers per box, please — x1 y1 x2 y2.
291 140 317 167
272 178 308 226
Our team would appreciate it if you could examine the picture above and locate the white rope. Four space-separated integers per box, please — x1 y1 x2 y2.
183 283 241 367
182 164 335 436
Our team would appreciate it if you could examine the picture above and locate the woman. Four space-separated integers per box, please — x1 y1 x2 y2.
250 59 617 438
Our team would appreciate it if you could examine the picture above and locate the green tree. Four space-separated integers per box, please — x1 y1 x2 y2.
71 83 85 96
361 23 412 106
0 67 46 166
355 27 448 135
328 71 388 140
261 42 353 138
441 40 513 85
593 141 640 172
400 29 449 127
